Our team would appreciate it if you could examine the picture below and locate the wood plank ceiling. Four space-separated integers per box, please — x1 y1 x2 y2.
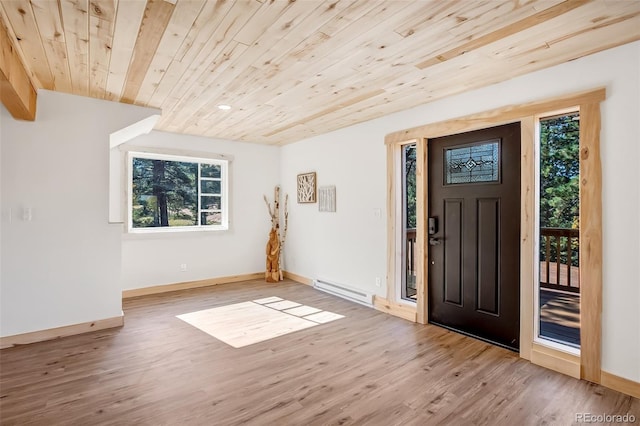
1 0 639 145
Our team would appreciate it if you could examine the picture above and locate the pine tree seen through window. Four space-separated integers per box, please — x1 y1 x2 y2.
129 153 228 231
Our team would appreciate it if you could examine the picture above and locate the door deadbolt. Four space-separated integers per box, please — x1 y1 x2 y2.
428 217 438 235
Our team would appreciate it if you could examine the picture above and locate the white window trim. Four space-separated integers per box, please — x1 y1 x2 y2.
123 146 232 234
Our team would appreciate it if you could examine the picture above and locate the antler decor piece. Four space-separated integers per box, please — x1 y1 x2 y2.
264 185 289 282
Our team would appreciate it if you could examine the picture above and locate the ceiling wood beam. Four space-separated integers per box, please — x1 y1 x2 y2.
0 0 53 89
415 0 590 69
0 15 36 120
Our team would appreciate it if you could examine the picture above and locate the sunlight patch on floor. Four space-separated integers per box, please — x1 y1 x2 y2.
176 299 344 348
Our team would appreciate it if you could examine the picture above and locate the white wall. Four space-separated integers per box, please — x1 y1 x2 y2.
120 131 280 290
280 129 388 294
281 41 640 382
0 90 158 337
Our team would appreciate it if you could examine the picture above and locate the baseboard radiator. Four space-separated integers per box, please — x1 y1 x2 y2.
313 279 373 307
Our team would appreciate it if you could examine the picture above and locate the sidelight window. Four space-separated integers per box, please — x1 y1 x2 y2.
537 112 580 349
401 143 417 301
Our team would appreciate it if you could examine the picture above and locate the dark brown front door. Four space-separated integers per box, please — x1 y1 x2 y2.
428 122 521 350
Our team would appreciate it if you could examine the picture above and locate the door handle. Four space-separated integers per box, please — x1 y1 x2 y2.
429 237 441 246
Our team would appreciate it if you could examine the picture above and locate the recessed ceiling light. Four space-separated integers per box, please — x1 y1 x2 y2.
217 104 231 110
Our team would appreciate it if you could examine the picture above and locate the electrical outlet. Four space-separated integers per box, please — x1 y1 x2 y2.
180 263 187 272
375 277 381 287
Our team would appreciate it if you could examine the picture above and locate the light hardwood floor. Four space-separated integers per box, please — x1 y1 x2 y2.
1 279 637 425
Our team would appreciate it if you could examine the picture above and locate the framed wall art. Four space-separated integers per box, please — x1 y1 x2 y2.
318 186 336 212
297 172 316 203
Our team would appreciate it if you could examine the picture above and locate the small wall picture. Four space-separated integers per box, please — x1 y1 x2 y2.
297 172 316 203
318 186 336 212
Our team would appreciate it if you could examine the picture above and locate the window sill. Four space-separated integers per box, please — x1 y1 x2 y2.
398 297 417 306
121 225 231 240
533 336 580 357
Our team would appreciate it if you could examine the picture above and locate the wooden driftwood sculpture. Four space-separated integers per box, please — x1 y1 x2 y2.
264 186 289 282
265 228 280 283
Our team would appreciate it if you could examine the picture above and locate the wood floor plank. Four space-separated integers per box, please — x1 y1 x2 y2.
0 279 637 425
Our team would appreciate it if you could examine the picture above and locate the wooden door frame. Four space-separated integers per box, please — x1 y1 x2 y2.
384 88 604 383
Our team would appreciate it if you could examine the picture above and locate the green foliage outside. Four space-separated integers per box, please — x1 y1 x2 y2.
540 114 580 229
132 158 198 228
539 114 580 267
404 145 417 229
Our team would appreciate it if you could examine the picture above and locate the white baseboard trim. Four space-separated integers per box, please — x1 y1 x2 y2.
0 314 124 349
